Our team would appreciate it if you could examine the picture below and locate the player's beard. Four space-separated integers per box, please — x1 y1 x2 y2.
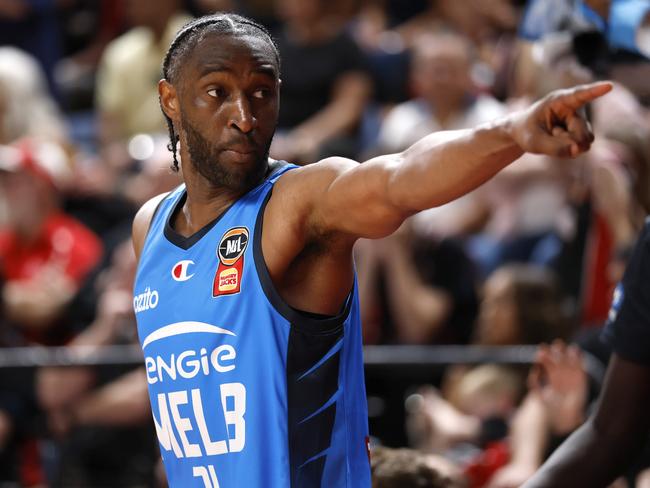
180 116 271 193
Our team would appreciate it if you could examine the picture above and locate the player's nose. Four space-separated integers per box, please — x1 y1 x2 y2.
228 93 255 134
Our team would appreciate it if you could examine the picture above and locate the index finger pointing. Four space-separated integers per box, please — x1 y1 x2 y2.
556 81 613 111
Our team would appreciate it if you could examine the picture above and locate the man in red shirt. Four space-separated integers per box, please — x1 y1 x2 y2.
0 139 103 342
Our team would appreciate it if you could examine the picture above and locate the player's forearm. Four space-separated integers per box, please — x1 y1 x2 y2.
523 418 641 488
387 117 523 213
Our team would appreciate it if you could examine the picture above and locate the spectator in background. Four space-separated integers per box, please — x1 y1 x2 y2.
121 136 183 208
0 0 68 97
473 264 571 347
405 264 572 466
271 0 372 163
36 239 155 487
520 0 650 59
0 139 102 344
0 138 103 487
460 153 569 279
376 31 505 154
356 221 479 346
95 0 191 146
0 47 68 145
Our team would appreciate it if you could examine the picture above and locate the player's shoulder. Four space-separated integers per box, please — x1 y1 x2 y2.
132 192 170 261
274 157 359 194
265 157 360 240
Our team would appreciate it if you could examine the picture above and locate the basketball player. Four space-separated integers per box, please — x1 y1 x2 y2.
132 13 611 488
522 219 650 488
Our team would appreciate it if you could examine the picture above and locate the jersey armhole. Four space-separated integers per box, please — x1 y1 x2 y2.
135 191 172 260
146 193 170 237
253 188 354 335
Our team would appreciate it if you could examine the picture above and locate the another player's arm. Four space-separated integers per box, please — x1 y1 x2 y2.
283 82 612 242
523 354 650 488
132 193 168 262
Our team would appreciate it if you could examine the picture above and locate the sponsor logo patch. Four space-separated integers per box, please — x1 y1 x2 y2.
133 286 159 313
171 260 195 282
213 227 249 297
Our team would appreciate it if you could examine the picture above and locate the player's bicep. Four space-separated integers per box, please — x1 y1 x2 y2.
307 156 411 240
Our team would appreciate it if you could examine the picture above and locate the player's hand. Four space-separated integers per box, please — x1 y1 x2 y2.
510 82 612 158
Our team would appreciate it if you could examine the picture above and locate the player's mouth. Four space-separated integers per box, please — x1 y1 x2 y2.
222 146 256 163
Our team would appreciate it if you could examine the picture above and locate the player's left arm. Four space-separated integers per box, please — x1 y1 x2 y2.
285 82 611 242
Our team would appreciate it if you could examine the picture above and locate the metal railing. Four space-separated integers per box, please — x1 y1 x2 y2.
0 344 607 385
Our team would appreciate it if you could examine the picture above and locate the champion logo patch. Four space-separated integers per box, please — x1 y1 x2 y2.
171 260 195 282
213 227 249 297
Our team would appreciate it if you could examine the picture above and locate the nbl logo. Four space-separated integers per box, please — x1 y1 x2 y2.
214 227 249 297
218 228 249 265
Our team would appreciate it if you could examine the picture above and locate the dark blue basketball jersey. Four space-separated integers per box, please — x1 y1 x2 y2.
134 163 371 487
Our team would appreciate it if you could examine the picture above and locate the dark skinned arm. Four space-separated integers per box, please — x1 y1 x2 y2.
260 83 613 314
276 83 613 245
523 354 650 488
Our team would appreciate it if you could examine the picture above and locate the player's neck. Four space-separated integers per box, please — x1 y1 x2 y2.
176 180 242 236
177 164 268 236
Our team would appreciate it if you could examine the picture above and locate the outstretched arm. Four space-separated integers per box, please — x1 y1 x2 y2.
280 82 612 242
523 354 650 488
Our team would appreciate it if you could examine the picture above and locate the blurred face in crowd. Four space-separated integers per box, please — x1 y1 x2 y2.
475 268 520 345
125 0 179 28
0 170 52 235
412 35 473 107
160 32 280 192
275 0 324 25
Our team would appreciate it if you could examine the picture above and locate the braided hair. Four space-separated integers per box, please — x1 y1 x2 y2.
160 13 280 171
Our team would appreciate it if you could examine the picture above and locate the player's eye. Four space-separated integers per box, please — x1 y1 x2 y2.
207 87 226 98
251 89 269 100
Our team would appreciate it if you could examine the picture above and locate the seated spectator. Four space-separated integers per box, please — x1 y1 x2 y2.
0 0 68 96
0 138 103 486
407 366 523 455
0 47 68 145
460 153 568 278
270 0 372 163
0 139 103 343
121 136 183 208
488 341 591 488
473 264 571 347
36 239 154 487
405 264 572 475
95 0 192 146
376 31 505 153
356 221 479 345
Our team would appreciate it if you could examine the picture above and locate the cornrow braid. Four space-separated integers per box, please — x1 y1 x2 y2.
159 13 280 172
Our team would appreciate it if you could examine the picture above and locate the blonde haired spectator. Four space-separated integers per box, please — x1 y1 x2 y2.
0 47 67 144
95 0 191 144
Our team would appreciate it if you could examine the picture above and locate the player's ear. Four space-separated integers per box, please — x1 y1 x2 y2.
159 79 179 121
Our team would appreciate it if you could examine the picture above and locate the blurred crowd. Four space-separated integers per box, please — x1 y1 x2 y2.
0 0 649 486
